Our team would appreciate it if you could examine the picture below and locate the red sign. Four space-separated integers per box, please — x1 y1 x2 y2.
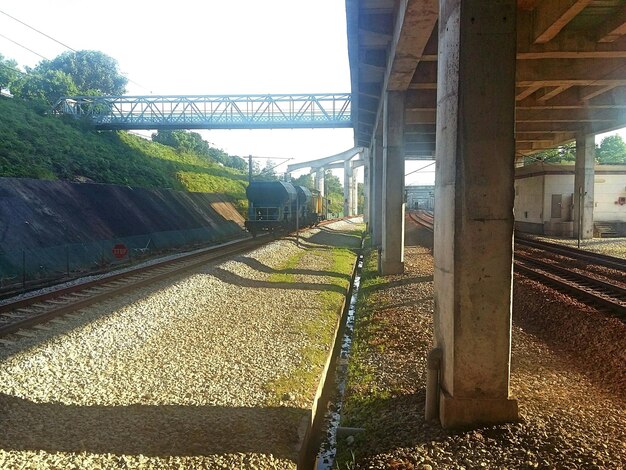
112 243 129 259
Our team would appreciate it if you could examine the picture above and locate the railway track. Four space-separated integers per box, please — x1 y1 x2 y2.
0 217 357 341
0 235 269 339
408 210 626 319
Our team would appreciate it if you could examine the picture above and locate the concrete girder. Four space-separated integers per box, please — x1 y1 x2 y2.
285 146 364 173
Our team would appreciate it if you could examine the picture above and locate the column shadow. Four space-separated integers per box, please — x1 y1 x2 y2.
0 393 305 459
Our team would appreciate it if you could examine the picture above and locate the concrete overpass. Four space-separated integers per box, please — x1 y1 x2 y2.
286 146 364 217
347 0 626 428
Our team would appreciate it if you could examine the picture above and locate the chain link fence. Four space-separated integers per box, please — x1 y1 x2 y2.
0 224 246 293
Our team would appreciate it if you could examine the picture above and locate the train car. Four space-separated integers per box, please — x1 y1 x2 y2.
309 189 326 225
244 181 328 236
245 181 297 236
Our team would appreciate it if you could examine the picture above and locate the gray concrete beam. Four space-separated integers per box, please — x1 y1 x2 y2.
371 135 384 246
344 160 353 217
433 0 518 428
285 146 364 173
380 90 405 275
573 133 595 239
363 148 371 224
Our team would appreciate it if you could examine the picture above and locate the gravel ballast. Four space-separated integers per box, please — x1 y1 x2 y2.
337 218 626 469
0 219 363 469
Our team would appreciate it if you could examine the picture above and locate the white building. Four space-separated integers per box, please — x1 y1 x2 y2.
514 163 626 237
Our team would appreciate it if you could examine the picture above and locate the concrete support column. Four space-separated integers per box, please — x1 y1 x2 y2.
343 160 352 216
363 149 371 224
433 0 519 428
380 90 405 275
573 134 595 240
315 169 325 197
371 136 384 245
351 166 359 215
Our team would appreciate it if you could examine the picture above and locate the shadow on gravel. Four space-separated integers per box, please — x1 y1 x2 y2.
361 275 433 295
405 219 434 250
294 227 363 250
210 267 347 294
0 393 304 459
237 257 351 282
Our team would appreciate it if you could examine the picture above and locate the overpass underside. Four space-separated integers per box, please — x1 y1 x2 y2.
347 0 626 428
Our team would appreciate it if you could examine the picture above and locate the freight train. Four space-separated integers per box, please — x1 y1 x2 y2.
244 181 326 236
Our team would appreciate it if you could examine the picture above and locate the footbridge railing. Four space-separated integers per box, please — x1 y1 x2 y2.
52 93 352 130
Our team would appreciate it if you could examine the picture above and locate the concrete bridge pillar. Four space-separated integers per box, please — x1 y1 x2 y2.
371 133 384 246
315 169 325 197
573 134 595 240
351 166 359 216
433 0 519 428
363 149 370 224
380 90 405 275
343 160 352 216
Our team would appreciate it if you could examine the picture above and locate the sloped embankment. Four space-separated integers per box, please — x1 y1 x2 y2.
0 177 246 287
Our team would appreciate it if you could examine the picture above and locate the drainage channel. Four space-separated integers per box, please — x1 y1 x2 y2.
315 252 364 469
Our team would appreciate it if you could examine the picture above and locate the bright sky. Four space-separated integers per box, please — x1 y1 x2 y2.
0 1 437 186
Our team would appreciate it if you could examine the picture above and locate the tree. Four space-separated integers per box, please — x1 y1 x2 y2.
255 159 278 181
324 170 344 215
12 69 78 105
0 53 19 91
151 130 247 171
33 50 127 96
291 173 314 189
596 134 626 164
527 142 575 164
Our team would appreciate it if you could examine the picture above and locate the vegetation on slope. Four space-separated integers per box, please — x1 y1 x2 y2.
0 96 249 212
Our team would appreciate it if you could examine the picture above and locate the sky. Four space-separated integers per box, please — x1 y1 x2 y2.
0 0 436 186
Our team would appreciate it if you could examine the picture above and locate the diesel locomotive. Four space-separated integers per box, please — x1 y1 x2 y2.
244 181 326 236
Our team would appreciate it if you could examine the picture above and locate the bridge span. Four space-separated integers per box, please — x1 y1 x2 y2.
52 93 352 130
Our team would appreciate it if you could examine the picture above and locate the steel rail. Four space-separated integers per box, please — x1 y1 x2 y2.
514 255 626 318
406 212 626 318
0 236 268 338
515 235 626 271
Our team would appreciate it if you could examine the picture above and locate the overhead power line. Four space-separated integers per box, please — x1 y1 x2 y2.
0 32 48 60
0 8 76 52
404 160 435 177
0 8 153 93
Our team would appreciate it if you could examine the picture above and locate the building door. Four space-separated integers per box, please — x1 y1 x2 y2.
551 194 562 219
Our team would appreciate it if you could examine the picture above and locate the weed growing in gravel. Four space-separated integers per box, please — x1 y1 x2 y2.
264 228 363 409
335 243 394 464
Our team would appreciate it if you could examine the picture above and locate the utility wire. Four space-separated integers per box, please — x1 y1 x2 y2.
0 32 48 60
404 160 435 177
0 8 153 93
0 8 76 51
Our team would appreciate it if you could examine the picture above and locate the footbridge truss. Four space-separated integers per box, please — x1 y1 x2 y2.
52 93 352 130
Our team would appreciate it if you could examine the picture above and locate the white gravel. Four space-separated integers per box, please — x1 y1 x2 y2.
0 219 363 469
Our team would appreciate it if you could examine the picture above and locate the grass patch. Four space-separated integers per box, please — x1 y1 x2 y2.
265 226 363 407
334 242 396 465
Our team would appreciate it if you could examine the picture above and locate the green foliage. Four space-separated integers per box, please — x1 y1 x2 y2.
0 53 19 90
527 142 576 165
254 159 279 181
33 50 127 95
0 97 249 213
596 134 626 164
291 173 314 189
151 130 247 171
325 170 344 216
12 69 79 106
